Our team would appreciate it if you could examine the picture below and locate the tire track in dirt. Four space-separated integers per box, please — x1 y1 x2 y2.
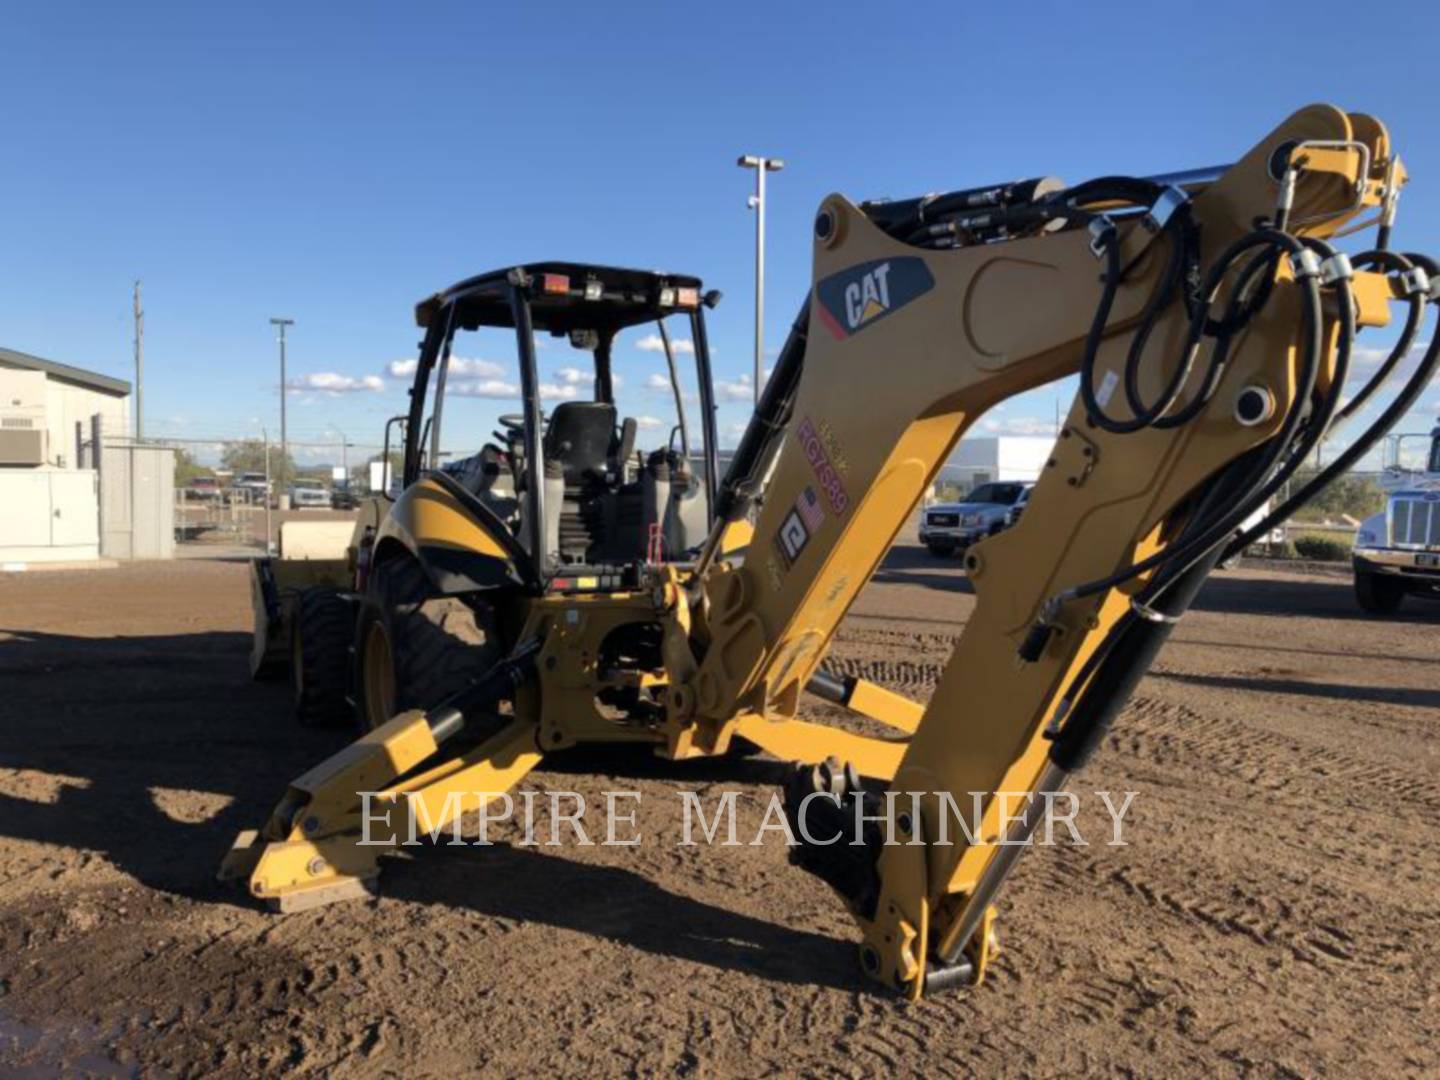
826 652 1440 821
1112 695 1440 819
1029 838 1428 979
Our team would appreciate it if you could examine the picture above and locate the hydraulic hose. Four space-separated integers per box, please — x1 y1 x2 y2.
1061 229 1327 604
1226 252 1440 555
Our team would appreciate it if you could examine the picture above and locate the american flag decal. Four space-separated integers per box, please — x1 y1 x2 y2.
796 486 825 531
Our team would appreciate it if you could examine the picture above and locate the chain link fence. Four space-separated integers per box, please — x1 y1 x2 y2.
162 435 386 553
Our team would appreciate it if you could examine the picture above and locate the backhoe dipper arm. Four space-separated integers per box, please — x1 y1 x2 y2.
677 105 1415 996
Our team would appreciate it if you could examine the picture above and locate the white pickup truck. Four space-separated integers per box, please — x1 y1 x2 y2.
919 481 1032 557
1351 423 1440 613
288 479 333 510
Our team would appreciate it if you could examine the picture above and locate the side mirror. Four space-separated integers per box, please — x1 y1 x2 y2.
702 290 723 309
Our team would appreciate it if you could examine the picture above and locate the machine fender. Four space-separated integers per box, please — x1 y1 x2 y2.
375 472 538 595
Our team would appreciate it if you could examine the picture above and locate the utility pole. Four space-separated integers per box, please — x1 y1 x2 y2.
133 281 144 439
270 317 294 497
738 155 785 407
262 427 273 554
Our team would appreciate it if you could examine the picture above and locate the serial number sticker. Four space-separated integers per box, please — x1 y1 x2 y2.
1095 369 1119 408
796 416 850 515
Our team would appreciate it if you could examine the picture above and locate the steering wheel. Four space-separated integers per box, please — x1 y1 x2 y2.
497 413 526 434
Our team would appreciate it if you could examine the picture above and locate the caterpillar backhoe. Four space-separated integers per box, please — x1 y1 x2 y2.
222 104 1439 998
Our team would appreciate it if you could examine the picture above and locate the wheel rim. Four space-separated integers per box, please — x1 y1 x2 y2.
362 621 396 730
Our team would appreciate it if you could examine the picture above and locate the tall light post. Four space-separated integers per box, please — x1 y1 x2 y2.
738 155 784 407
333 424 349 484
133 280 144 440
270 317 294 497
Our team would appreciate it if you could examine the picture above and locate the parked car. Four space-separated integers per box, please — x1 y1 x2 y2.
330 485 359 511
230 472 272 504
1005 485 1031 528
186 475 223 501
288 480 332 509
919 481 1032 556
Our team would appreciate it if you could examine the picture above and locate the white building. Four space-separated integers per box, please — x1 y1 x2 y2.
0 346 156 565
934 434 1056 496
0 346 131 467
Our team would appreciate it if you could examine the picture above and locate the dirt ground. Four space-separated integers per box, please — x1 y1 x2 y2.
1 542 1437 1077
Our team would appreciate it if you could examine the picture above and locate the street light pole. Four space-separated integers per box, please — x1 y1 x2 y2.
133 280 144 440
334 425 349 481
738 155 785 407
270 317 294 496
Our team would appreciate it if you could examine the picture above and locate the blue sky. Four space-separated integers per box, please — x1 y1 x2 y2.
3 1 1438 467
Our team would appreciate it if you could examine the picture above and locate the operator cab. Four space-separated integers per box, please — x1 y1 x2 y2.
397 263 722 586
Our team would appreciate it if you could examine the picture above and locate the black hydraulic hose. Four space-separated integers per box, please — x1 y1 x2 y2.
1225 252 1440 556
1055 175 1165 209
692 302 809 578
712 302 809 524
1122 210 1201 420
1149 245 1283 431
1048 552 1218 773
1082 229 1289 435
1061 231 1325 602
1040 446 1265 764
1333 250 1424 424
1145 237 1355 595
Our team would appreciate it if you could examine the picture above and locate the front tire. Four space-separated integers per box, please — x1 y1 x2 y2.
353 556 500 731
926 542 957 558
292 587 353 726
1354 568 1405 614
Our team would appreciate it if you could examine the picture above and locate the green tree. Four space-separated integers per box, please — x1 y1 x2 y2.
173 447 212 486
221 439 298 489
1284 466 1384 522
354 450 403 489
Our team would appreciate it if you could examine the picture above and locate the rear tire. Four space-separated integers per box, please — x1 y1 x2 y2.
353 556 500 731
292 587 353 726
1354 568 1405 614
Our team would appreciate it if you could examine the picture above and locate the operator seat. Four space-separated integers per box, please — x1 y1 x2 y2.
541 401 619 563
543 402 616 485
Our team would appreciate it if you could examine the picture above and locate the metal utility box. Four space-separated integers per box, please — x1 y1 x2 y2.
99 438 175 559
0 468 100 562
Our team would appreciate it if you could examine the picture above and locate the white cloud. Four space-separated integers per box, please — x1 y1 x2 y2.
979 416 1059 437
386 355 505 380
635 333 695 355
451 356 506 378
553 365 588 385
635 415 665 430
450 378 521 399
721 421 749 446
1350 340 1430 372
714 374 757 402
287 372 384 394
645 373 672 391
448 379 578 401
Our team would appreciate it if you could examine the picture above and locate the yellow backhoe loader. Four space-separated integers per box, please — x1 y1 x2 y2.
223 105 1439 998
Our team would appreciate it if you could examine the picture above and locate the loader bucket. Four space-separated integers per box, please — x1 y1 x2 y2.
249 558 290 681
248 528 355 681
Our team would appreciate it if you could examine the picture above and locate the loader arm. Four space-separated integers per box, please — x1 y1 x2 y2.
672 103 1418 995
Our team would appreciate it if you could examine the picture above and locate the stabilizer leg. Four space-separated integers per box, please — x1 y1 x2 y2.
220 710 542 911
